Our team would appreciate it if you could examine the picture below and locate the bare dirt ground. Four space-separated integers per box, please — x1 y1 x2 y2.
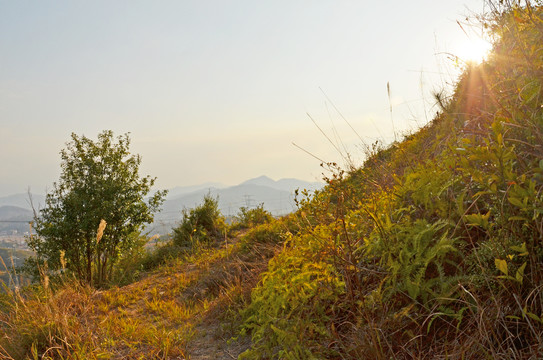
187 319 252 360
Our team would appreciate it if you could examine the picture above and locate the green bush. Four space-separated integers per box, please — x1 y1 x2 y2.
233 204 274 230
139 241 185 270
240 229 345 359
172 194 226 248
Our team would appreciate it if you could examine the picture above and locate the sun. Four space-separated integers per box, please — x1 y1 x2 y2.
456 37 493 64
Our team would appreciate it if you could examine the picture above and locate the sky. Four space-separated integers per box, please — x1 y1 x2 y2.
0 0 490 197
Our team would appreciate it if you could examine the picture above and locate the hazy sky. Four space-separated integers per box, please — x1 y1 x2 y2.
0 0 489 196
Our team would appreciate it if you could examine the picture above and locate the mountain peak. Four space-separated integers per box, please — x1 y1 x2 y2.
239 176 324 193
240 175 276 186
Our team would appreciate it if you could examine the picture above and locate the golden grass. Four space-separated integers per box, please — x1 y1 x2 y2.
0 226 281 359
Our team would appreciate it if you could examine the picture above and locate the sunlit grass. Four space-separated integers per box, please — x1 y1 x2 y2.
0 220 279 358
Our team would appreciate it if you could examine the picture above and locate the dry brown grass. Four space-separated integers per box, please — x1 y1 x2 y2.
0 224 283 359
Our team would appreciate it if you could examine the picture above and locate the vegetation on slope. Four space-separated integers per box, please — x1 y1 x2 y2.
238 2 543 358
0 201 293 359
2 2 543 359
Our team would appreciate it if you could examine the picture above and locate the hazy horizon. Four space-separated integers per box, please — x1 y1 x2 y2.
0 174 324 198
1 1 489 197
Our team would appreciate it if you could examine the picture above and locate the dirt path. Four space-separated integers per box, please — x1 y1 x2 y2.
187 319 252 360
88 230 274 359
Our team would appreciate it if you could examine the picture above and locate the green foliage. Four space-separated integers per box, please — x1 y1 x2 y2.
26 131 166 287
371 219 460 303
240 230 345 359
139 241 186 271
109 233 152 286
233 204 274 230
240 3 543 358
241 223 282 247
172 194 226 248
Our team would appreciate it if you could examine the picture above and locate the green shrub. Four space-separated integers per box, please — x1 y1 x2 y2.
139 241 186 270
233 204 274 230
172 194 227 248
240 229 345 359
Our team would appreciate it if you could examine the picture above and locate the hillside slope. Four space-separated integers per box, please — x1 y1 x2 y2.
0 220 293 359
1 2 542 360
236 3 543 359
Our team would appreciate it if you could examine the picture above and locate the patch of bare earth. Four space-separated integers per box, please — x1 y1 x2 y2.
187 319 252 360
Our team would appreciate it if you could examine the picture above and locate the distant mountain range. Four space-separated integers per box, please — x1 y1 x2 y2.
0 193 44 235
152 176 324 234
241 176 323 193
166 182 227 199
0 176 324 235
0 206 34 235
0 193 45 210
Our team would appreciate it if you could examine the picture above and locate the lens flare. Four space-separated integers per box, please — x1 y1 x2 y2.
456 37 493 64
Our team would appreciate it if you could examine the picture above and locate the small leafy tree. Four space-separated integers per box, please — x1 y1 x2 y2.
27 131 166 287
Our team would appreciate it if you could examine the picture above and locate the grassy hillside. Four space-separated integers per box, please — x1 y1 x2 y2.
0 200 298 358
1 2 543 359
237 3 543 358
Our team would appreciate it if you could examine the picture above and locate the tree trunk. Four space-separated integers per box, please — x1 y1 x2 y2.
96 248 102 287
86 237 92 286
102 255 108 286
